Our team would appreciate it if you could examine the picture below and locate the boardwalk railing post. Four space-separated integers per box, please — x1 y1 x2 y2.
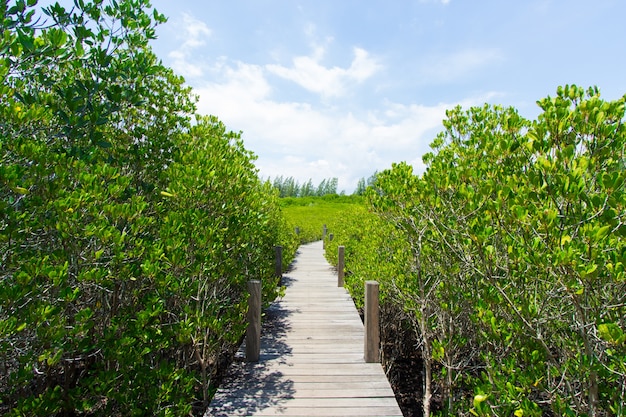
246 280 261 362
322 224 327 249
364 280 380 363
337 245 345 287
274 245 283 279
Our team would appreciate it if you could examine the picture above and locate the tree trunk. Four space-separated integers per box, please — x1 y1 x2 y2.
420 311 432 417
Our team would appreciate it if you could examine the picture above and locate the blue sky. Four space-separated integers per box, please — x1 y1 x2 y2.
62 1 626 192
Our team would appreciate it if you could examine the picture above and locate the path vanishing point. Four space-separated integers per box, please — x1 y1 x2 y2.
205 240 403 417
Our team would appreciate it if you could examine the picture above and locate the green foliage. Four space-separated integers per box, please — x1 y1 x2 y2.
281 196 364 244
327 86 626 417
323 205 409 309
156 115 288 408
1 2 292 415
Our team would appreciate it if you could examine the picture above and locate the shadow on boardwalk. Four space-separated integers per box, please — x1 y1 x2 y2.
207 301 296 416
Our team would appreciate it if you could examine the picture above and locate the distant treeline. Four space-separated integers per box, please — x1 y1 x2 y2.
270 172 378 197
270 176 339 197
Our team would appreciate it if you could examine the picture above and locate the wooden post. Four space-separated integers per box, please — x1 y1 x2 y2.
274 245 283 279
364 281 380 363
329 233 334 241
246 280 261 362
322 224 327 249
295 226 300 235
337 245 345 287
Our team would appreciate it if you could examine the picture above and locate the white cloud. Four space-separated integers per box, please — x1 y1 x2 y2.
266 46 382 98
191 58 498 192
168 13 212 79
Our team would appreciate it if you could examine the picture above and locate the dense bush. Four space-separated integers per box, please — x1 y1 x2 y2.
326 86 626 417
1 1 291 415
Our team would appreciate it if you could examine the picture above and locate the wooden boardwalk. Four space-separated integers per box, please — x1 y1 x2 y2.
205 241 403 417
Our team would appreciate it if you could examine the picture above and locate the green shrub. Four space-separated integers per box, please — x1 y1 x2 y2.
329 86 626 417
0 2 291 415
281 196 363 244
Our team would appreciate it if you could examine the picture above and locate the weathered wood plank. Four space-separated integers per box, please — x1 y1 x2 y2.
210 397 400 408
241 354 366 364
226 365 388 376
218 375 395 386
209 406 403 417
258 346 363 354
213 388 396 399
213 381 393 392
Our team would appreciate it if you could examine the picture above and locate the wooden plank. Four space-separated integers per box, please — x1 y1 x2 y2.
227 362 388 370
213 381 393 391
259 346 363 353
228 367 387 377
214 374 389 385
213 388 396 399
256 348 365 355
210 397 400 408
219 375 395 385
246 354 366 364
209 406 403 417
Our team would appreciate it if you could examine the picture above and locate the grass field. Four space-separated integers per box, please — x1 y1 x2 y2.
280 195 365 244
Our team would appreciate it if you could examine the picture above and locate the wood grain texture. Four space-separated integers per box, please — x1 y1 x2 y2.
246 280 261 362
364 281 380 363
205 241 401 417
